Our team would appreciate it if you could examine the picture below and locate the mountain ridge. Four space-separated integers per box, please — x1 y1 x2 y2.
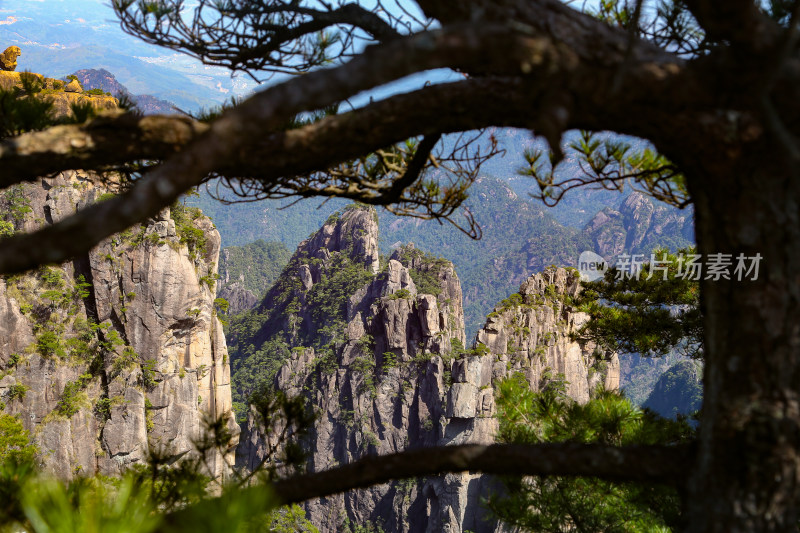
233 205 619 532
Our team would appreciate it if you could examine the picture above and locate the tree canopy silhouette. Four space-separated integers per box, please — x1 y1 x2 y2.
1 1 799 530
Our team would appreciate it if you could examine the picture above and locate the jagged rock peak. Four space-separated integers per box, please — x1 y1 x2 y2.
582 192 694 260
248 205 382 345
478 266 620 403
236 229 469 530
519 264 581 302
298 205 380 275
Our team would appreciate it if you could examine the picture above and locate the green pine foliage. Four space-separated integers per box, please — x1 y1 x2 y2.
7 383 29 402
267 505 320 532
170 201 208 261
3 185 33 228
0 88 55 139
574 249 704 414
55 374 92 418
574 248 702 359
0 457 312 533
0 414 37 464
490 374 694 532
226 209 377 417
70 101 98 123
392 246 448 296
0 397 317 532
230 338 291 421
0 71 121 140
227 249 373 417
306 253 373 328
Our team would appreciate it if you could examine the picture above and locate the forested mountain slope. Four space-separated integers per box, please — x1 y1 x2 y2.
217 240 292 315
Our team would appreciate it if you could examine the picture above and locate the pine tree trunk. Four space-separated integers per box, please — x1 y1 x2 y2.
686 145 800 531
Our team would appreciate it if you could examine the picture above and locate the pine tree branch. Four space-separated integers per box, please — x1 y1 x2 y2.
114 1 402 77
386 134 441 197
682 0 777 48
161 442 693 529
269 443 693 505
414 0 677 67
0 17 704 275
0 112 210 186
0 24 583 275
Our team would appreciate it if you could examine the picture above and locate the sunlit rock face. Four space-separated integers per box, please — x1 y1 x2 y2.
236 207 618 533
0 171 237 480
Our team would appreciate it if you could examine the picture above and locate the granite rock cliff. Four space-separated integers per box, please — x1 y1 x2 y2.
0 69 118 120
0 171 237 479
235 207 619 532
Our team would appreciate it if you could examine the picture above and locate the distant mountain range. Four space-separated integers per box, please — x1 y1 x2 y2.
71 68 176 114
0 0 256 112
0 5 697 410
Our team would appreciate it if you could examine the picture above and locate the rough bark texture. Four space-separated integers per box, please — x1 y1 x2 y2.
236 208 618 532
0 171 238 479
685 144 800 532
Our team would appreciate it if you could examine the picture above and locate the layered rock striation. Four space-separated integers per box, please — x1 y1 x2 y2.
235 207 619 532
0 171 237 479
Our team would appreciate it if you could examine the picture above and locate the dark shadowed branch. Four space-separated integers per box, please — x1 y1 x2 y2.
0 9 718 274
113 0 404 80
682 0 778 47
0 112 210 186
270 443 693 504
160 442 693 529
0 23 590 274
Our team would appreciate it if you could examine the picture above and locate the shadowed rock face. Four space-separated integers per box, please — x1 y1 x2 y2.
218 282 259 315
236 209 618 532
0 171 237 480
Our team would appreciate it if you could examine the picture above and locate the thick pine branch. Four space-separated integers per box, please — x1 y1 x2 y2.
0 113 210 186
682 0 778 48
0 24 585 274
0 16 707 275
162 442 692 528
270 443 693 504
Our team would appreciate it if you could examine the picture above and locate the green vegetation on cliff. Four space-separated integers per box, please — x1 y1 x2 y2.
0 414 36 464
491 374 693 532
196 177 692 342
574 248 702 360
219 240 292 298
226 210 377 419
